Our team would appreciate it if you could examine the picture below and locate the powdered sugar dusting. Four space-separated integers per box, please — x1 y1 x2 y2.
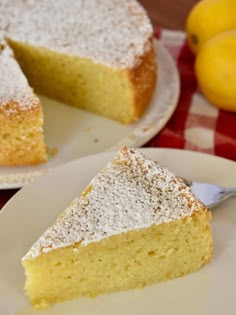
0 0 152 113
23 147 205 260
0 169 46 187
1 0 153 69
0 46 39 114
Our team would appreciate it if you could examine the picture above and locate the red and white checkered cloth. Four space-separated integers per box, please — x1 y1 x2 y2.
147 29 236 161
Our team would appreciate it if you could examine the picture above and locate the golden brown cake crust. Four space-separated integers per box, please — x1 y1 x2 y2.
127 38 157 121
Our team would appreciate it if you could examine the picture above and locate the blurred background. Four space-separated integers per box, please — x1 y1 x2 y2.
139 0 198 29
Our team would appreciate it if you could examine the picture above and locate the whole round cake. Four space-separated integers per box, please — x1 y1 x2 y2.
0 0 156 165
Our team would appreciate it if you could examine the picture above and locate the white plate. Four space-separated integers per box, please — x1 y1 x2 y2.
0 148 236 315
0 41 180 189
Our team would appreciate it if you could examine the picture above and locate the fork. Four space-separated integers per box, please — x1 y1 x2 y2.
182 178 236 209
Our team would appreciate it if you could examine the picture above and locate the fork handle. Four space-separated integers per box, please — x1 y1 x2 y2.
220 187 236 201
224 187 236 195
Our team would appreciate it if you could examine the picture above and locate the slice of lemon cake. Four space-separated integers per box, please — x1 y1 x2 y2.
22 147 213 309
0 45 47 165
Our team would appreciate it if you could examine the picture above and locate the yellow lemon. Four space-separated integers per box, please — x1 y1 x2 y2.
186 0 236 54
195 30 236 112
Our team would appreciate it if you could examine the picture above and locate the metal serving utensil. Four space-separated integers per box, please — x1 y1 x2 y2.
182 178 236 209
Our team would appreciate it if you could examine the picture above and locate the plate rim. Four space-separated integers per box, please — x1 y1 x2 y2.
2 147 235 213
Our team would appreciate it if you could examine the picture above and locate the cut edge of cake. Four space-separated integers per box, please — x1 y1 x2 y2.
7 35 156 125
